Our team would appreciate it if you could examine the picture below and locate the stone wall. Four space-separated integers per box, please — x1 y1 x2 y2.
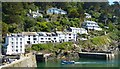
0 53 37 69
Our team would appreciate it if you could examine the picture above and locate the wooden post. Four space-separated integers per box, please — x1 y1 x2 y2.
106 54 108 60
45 56 47 62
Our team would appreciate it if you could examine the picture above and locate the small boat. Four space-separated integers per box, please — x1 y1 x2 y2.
61 60 75 64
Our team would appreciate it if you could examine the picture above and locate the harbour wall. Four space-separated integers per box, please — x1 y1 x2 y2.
0 53 37 69
78 52 115 60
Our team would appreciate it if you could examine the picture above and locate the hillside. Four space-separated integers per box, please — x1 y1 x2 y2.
2 2 120 43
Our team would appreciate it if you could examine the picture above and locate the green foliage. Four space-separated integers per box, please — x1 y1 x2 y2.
55 42 72 50
108 23 116 31
108 32 119 41
2 22 8 35
78 35 112 48
91 36 111 46
2 2 120 44
31 42 73 52
32 43 54 51
68 8 79 18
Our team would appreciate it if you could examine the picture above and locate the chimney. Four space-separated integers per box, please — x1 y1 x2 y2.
29 9 32 13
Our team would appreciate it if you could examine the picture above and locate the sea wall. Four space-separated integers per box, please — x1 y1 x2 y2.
78 52 115 60
0 53 37 69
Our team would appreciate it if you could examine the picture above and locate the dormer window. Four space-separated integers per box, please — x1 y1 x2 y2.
33 35 36 37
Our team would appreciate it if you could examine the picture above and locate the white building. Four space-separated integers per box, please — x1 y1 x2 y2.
22 32 39 45
27 9 43 18
5 33 25 55
82 21 102 31
56 31 77 43
85 13 91 18
4 27 87 55
37 32 59 43
67 27 88 34
47 8 67 15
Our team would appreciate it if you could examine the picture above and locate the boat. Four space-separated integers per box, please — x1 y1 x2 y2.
61 60 75 64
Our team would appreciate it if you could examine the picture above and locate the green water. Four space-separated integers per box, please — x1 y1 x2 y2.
37 54 120 67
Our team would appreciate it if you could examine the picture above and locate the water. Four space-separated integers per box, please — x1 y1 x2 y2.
37 53 120 67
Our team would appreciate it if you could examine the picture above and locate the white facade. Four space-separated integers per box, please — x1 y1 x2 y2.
67 27 88 34
4 27 87 55
47 8 67 15
85 13 91 18
82 21 102 31
5 33 25 55
27 9 43 18
56 31 77 42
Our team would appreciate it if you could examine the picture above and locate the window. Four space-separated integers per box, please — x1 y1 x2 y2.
34 41 35 43
16 50 18 52
27 41 30 44
20 49 22 51
28 35 30 37
12 42 14 44
16 46 18 48
20 46 22 48
69 34 71 36
20 42 22 44
12 46 14 48
12 38 14 40
41 38 43 40
28 38 30 40
33 35 36 37
16 42 18 44
16 38 18 40
20 38 22 40
17 35 20 37
41 41 44 43
54 38 56 40
33 38 37 40
48 38 51 40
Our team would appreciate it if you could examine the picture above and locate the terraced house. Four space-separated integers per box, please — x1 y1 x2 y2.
4 27 87 55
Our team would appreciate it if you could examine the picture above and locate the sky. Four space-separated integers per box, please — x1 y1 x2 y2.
108 0 114 5
108 0 120 5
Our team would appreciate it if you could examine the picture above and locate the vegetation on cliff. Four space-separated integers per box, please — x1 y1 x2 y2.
2 2 120 34
2 2 120 52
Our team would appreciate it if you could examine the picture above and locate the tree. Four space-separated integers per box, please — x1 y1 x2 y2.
108 23 115 31
2 22 8 36
68 8 79 18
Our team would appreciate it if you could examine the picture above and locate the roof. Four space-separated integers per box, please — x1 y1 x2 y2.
56 31 63 34
70 27 86 30
47 7 67 13
84 21 97 24
22 32 38 36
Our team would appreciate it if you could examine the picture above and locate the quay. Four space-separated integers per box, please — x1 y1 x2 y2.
78 52 115 60
0 53 37 68
35 53 52 62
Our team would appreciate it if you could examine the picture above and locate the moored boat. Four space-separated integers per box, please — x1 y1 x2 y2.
61 60 75 64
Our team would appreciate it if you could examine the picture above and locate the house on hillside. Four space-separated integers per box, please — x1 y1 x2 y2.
47 8 67 15
67 27 88 34
4 27 87 55
27 9 43 18
85 13 91 18
82 21 102 31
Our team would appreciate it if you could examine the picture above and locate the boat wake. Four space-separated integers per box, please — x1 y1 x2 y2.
74 62 97 64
